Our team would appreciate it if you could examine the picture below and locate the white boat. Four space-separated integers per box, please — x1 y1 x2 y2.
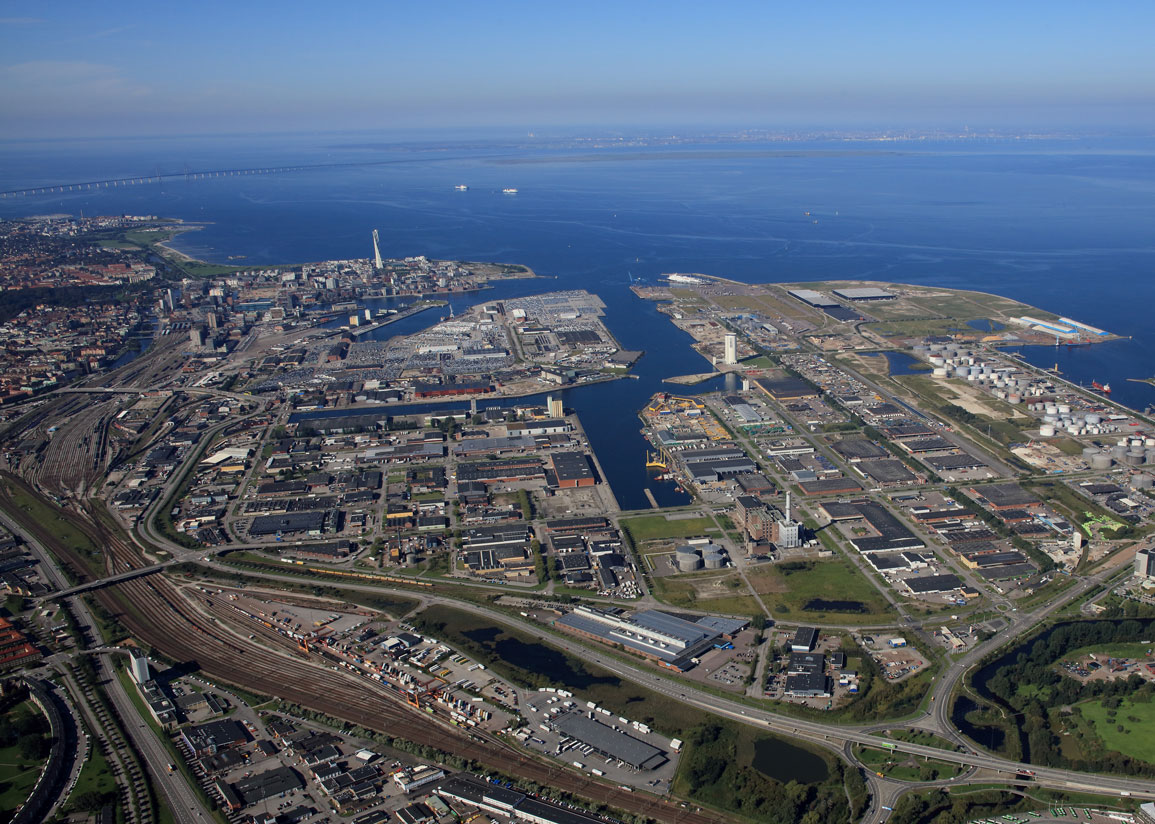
454 184 468 190
502 187 518 194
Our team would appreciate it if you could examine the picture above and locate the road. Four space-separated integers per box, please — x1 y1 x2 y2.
4 506 214 824
194 559 1155 804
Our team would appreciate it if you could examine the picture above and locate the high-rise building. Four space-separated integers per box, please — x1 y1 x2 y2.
1135 548 1155 580
548 396 564 418
723 333 738 365
190 327 206 348
372 229 384 270
129 649 151 684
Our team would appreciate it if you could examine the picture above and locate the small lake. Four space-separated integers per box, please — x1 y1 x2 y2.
966 318 1006 333
751 736 830 784
878 351 931 376
462 627 620 690
803 599 867 613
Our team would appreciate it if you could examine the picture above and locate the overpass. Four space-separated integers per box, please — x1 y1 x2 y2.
42 563 170 600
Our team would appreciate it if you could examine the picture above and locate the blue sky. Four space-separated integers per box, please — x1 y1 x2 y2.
1 1 1152 138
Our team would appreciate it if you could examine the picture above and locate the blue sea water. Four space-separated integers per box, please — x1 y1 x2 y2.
2 132 1153 508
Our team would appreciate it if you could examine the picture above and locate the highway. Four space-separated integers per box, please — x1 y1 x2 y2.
191 558 1155 804
3 508 213 824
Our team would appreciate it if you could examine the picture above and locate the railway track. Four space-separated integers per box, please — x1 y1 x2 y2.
0 480 729 823
107 573 725 824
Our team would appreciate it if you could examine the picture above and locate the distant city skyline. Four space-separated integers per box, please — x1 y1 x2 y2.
1 1 1153 139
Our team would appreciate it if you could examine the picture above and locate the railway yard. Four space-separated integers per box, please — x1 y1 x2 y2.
2 263 1155 824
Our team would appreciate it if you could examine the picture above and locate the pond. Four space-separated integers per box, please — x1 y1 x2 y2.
461 627 620 690
803 599 867 613
878 350 931 376
751 736 830 784
966 318 1006 333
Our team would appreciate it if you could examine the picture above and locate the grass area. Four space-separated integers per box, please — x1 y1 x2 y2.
0 479 104 576
649 573 765 616
651 573 766 619
1060 641 1154 662
745 559 894 624
186 556 421 615
64 741 118 812
1079 697 1155 763
853 745 965 781
621 514 717 542
0 702 47 816
873 728 960 751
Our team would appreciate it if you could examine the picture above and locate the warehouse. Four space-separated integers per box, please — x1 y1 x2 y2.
435 776 605 824
970 483 1041 511
456 458 544 484
798 477 864 495
899 436 956 454
923 453 989 472
791 626 818 652
753 375 820 400
904 574 963 594
551 709 668 770
855 459 917 485
548 452 596 488
832 438 888 461
831 287 896 301
787 289 839 307
249 509 336 537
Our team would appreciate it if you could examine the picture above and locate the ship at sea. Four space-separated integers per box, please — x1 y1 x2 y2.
454 184 468 191
502 187 518 194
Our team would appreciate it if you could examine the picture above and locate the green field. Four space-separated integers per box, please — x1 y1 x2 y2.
649 572 765 616
0 480 105 576
1061 642 1155 662
0 700 49 817
853 745 964 781
622 514 717 543
1079 697 1155 763
746 559 895 623
873 729 959 751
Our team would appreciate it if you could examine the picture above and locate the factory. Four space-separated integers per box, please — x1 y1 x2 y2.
555 605 746 670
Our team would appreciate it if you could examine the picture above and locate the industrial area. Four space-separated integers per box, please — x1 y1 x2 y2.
1 221 1155 824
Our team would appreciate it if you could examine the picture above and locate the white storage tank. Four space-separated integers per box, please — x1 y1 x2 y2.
1039 424 1057 437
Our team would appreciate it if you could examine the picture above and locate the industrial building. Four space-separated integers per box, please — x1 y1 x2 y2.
791 626 818 652
248 509 339 537
903 574 963 594
555 606 733 670
435 775 606 824
550 709 668 770
831 287 895 301
547 451 596 488
753 375 819 400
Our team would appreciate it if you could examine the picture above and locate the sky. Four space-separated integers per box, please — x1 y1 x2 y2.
1 1 1153 139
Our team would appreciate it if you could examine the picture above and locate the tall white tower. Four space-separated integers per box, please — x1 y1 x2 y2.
723 333 738 365
372 229 383 270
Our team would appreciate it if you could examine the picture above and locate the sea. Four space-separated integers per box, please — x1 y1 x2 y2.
2 131 1153 510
